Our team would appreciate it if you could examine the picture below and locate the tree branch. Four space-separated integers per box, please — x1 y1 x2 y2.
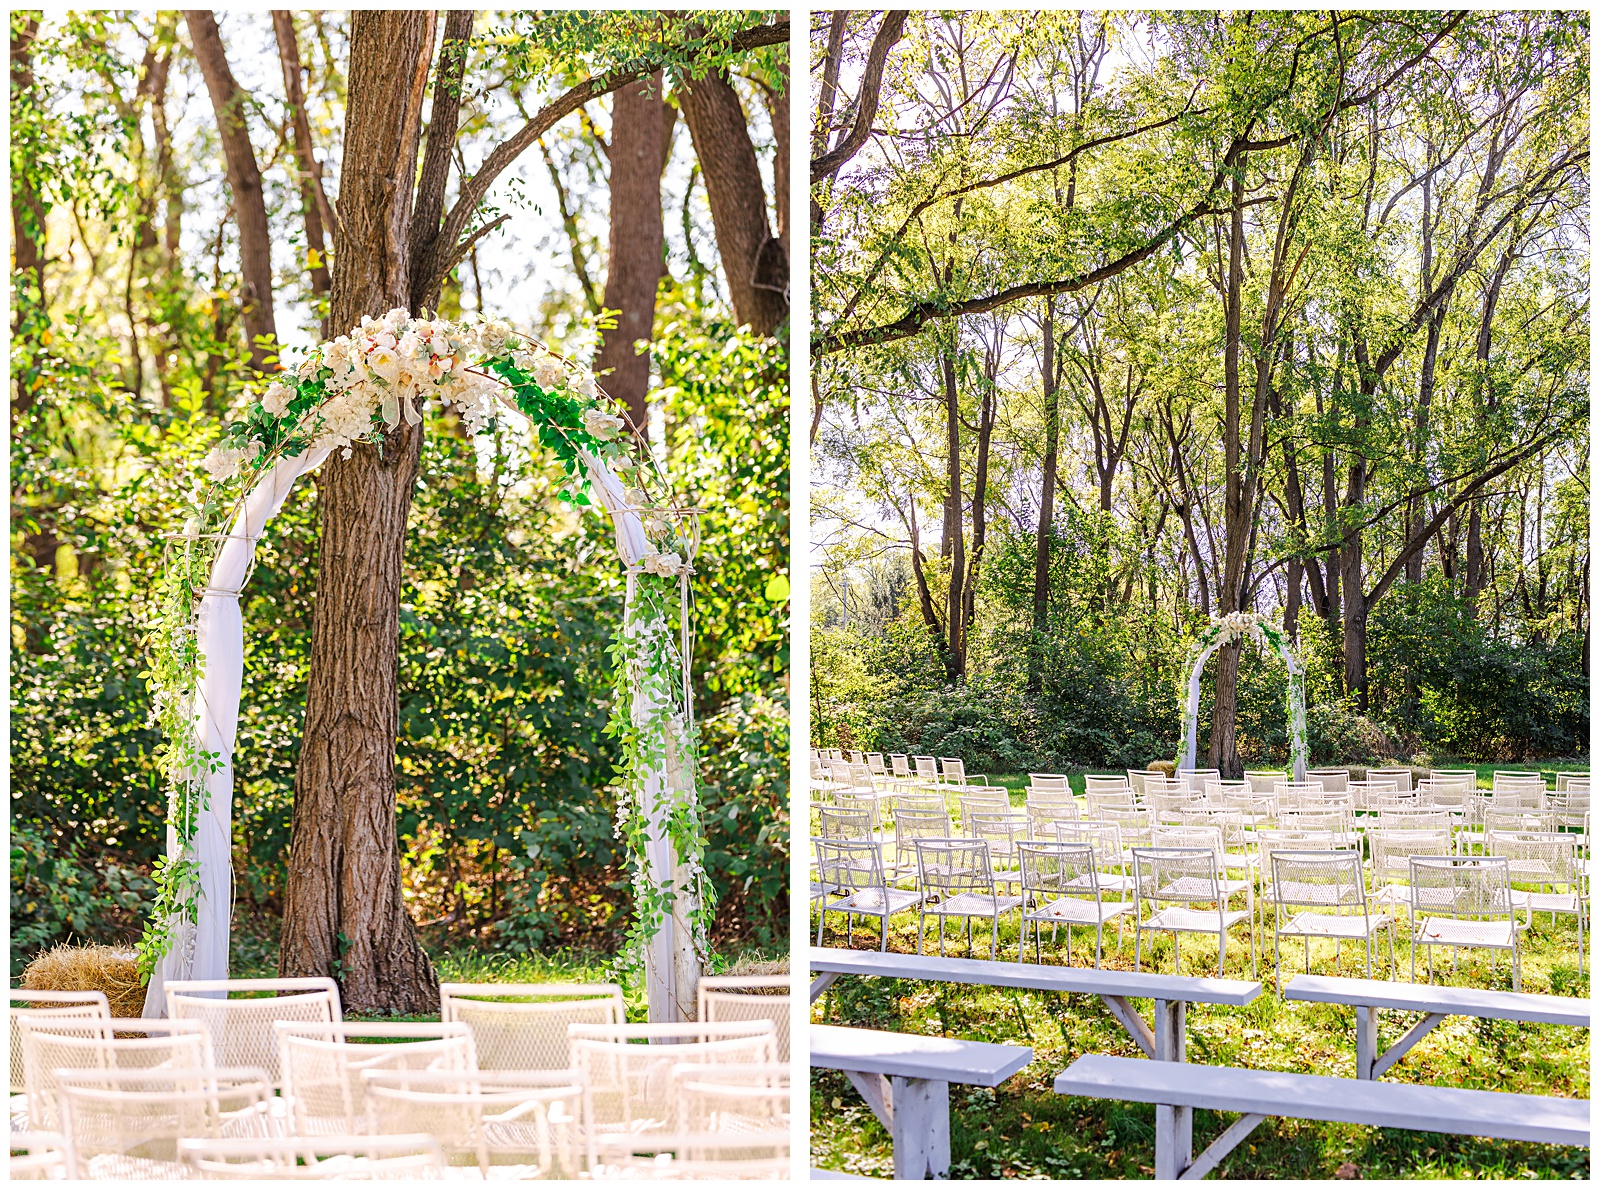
810 10 908 182
415 18 788 306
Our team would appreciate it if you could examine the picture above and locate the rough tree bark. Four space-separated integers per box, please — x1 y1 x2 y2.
279 10 439 1015
941 347 966 680
184 10 277 371
272 10 332 298
679 70 788 336
595 72 666 431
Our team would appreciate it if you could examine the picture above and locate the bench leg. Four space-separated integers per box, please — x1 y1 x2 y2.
1178 1112 1266 1180
888 1076 949 1180
1153 1000 1191 1173
1355 1005 1377 1080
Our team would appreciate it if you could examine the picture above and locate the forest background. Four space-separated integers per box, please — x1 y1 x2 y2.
811 10 1589 778
11 9 790 977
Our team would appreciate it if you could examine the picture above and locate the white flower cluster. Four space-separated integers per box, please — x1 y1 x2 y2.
638 550 685 577
245 309 610 463
201 439 261 481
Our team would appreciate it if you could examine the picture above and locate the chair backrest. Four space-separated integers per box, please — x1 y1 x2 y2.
362 1068 589 1178
1554 772 1585 791
1026 799 1079 834
698 977 790 1063
1175 768 1221 794
1305 768 1350 792
1268 849 1367 911
939 757 967 786
913 756 939 782
956 791 1009 830
440 983 624 1071
275 1021 476 1135
1276 808 1355 841
1086 787 1137 814
1254 828 1341 864
1143 777 1197 812
1489 829 1581 883
16 1016 212 1132
1150 824 1224 859
178 1134 447 1179
1367 767 1415 792
848 750 866 765
894 806 954 845
913 837 996 895
1375 808 1451 831
890 790 945 816
167 978 341 1089
966 811 1029 859
1408 855 1514 920
890 754 912 778
1491 770 1543 786
1483 808 1557 841
815 838 888 892
1018 840 1100 902
1366 827 1452 880
1034 774 1076 795
1245 770 1289 792
1053 818 1123 864
818 805 873 840
57 1067 273 1179
9 991 109 1095
1202 780 1248 802
1093 806 1152 849
568 1023 777 1131
1125 770 1149 796
866 753 887 776
1131 846 1220 905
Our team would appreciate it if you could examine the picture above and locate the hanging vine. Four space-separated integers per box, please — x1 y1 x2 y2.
137 308 708 978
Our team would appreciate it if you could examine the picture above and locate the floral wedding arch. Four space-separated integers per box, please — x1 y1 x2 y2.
138 308 708 1023
1176 611 1308 781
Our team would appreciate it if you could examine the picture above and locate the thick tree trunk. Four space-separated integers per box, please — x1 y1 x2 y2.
1030 298 1061 690
595 73 666 431
678 71 787 336
11 17 43 316
1205 642 1242 778
962 387 994 651
272 11 331 298
279 9 439 1015
184 11 277 371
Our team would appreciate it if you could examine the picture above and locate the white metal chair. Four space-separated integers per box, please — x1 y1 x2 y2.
439 983 624 1072
1305 768 1350 793
275 1021 476 1135
15 1016 211 1133
912 755 941 786
9 990 109 1100
178 1134 447 1178
56 1067 274 1180
568 1022 776 1138
1017 840 1131 967
1267 850 1394 984
698 976 790 1063
167 977 341 1090
1367 767 1415 793
1409 855 1524 990
1367 827 1453 913
913 838 1022 959
966 810 1029 892
815 837 922 949
1132 846 1256 977
1493 831 1586 973
363 1067 589 1178
891 806 953 883
1244 770 1289 793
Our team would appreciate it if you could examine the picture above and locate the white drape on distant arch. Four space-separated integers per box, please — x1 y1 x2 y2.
142 443 679 1016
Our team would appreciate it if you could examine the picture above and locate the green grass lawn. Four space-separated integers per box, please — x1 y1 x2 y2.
808 767 1590 1179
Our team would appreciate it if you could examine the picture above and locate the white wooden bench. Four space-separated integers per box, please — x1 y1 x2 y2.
812 1024 1031 1180
1283 974 1590 1080
1055 1053 1590 1179
809 946 1260 1064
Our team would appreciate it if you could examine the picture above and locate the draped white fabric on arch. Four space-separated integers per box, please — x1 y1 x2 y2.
141 441 684 1017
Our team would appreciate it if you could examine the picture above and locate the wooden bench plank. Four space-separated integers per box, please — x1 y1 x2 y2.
1284 975 1591 1026
809 947 1261 1005
812 1025 1032 1086
1054 1054 1590 1148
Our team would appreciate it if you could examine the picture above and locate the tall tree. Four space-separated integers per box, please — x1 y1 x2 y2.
679 71 788 337
184 10 277 371
594 73 666 431
271 10 334 300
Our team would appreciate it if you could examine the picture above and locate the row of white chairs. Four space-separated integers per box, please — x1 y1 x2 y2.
10 976 790 1180
814 834 1578 991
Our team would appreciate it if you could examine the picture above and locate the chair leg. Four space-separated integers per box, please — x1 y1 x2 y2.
880 911 889 952
818 906 826 947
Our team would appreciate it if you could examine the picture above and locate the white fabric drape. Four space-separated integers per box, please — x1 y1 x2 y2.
142 448 330 1016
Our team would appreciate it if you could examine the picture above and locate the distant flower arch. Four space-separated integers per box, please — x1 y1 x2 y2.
1177 612 1308 780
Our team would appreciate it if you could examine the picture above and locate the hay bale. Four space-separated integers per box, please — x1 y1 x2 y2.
723 954 788 978
1146 759 1176 777
22 944 145 1017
